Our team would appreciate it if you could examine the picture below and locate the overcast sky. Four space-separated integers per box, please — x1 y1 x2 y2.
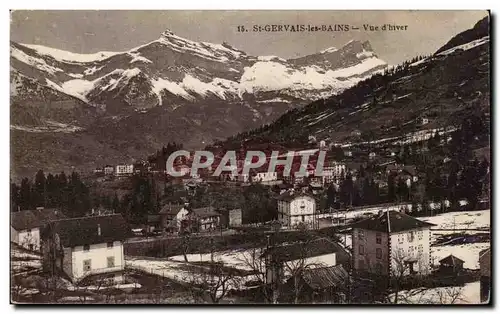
10 10 488 65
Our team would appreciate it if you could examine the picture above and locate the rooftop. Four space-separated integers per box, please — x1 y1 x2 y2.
11 208 66 231
299 265 348 290
159 203 185 215
350 210 435 233
439 254 465 266
41 214 131 247
260 238 342 262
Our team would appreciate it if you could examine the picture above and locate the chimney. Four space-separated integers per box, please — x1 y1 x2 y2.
97 224 101 236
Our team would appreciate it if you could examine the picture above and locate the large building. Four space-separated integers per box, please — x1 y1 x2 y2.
115 164 134 177
40 214 130 283
276 191 318 229
351 210 435 277
11 208 66 251
321 162 346 185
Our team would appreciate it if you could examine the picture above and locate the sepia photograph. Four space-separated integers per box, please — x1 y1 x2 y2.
9 10 491 305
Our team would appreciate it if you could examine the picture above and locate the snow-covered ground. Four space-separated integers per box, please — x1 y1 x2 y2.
392 281 480 304
437 36 489 56
431 243 489 270
168 248 261 272
126 257 259 297
10 122 83 133
421 210 490 230
11 246 42 273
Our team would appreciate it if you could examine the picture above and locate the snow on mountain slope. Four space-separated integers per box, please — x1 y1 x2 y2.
151 77 194 103
11 45 64 75
19 43 120 63
11 30 387 111
240 61 353 93
437 36 489 56
328 56 387 78
156 30 245 63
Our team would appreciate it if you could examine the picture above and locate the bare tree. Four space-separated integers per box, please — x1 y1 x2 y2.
381 248 432 304
396 285 465 304
236 246 273 303
185 236 241 304
181 233 191 262
283 238 326 304
185 261 240 303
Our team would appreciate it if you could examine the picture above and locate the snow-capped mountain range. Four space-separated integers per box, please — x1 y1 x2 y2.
10 29 387 177
11 30 386 112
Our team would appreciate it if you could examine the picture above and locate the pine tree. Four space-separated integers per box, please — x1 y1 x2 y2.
19 178 32 211
34 170 46 207
10 180 20 212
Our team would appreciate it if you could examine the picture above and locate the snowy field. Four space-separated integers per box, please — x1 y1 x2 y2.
126 256 259 296
421 210 490 230
11 246 42 274
392 281 480 304
431 243 489 269
168 248 261 272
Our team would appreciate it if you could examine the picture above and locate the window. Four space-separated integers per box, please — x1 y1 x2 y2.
418 231 423 240
408 231 415 243
359 245 365 255
83 244 90 252
107 256 115 268
375 262 383 274
399 234 404 244
376 233 382 244
301 215 305 222
358 230 364 240
83 259 91 272
376 248 382 259
107 242 114 248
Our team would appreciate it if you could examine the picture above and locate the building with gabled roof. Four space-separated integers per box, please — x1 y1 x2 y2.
158 203 188 233
284 265 349 303
40 214 131 283
276 190 318 229
260 237 350 292
11 208 66 251
351 210 435 277
438 254 464 272
190 206 221 231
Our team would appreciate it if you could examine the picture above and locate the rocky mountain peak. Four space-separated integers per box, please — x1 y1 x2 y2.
160 28 175 38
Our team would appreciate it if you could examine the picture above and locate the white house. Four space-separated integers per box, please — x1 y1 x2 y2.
11 208 66 251
351 210 435 277
41 214 130 283
104 165 114 176
254 171 278 182
276 191 317 229
159 203 189 233
115 164 134 177
190 206 221 231
322 162 346 185
260 238 350 284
